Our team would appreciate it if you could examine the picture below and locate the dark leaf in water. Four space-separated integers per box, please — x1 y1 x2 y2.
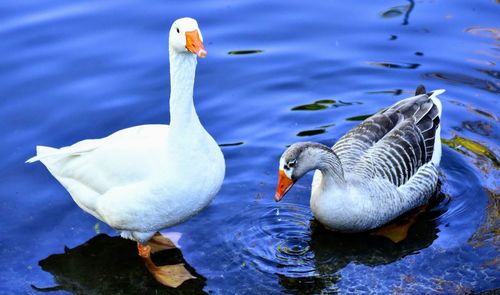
296 129 326 137
315 99 336 104
228 50 263 55
292 104 329 111
346 114 373 121
368 61 420 69
219 142 244 147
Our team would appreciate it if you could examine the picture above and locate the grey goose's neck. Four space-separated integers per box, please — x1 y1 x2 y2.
168 50 201 131
307 143 345 187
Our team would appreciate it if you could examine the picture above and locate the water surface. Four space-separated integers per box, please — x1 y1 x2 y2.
0 0 498 294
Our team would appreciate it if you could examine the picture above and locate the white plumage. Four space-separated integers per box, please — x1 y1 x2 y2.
27 18 225 244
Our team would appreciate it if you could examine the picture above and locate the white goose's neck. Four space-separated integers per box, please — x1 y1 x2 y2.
169 49 201 132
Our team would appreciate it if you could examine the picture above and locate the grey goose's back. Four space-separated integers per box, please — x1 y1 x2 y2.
332 87 443 190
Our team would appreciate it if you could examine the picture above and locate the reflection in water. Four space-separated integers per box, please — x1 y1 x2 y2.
368 61 420 69
442 136 499 169
464 27 500 39
278 198 445 293
292 99 361 111
470 107 498 121
462 120 495 137
229 198 444 294
366 89 403 96
468 189 499 248
380 0 415 25
423 72 500 93
34 234 207 294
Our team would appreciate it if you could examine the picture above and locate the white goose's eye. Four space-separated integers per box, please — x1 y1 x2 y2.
176 28 180 33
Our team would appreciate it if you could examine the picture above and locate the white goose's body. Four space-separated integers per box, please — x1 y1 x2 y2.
28 18 225 244
277 87 444 232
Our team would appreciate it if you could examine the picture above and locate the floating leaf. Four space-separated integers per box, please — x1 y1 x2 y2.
292 104 329 111
346 114 373 121
315 99 336 104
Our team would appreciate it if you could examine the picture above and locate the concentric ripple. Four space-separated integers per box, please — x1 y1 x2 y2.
224 203 317 278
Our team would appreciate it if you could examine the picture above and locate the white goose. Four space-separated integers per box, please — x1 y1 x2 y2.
275 85 444 239
27 17 225 287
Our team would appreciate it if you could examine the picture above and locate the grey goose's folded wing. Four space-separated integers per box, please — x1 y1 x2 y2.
334 88 443 187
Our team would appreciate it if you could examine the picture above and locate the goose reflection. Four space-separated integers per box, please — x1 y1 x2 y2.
34 234 207 294
277 194 446 293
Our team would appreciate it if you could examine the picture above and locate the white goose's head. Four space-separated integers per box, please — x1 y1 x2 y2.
169 17 206 58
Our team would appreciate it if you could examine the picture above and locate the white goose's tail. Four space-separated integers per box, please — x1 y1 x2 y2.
26 146 60 164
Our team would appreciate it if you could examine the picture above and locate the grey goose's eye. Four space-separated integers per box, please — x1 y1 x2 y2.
288 159 296 168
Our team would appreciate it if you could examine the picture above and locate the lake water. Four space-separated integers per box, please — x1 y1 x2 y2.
1 0 498 294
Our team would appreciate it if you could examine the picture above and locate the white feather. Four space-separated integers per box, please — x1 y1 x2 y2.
27 18 225 244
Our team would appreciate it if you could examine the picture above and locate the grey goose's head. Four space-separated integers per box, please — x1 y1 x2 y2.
275 142 333 202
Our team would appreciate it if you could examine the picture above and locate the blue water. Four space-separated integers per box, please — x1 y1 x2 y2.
1 0 498 294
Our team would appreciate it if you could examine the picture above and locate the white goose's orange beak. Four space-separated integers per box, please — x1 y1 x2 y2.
185 30 207 58
275 170 294 202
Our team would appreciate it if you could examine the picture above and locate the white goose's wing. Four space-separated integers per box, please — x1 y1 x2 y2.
27 124 169 215
334 88 444 187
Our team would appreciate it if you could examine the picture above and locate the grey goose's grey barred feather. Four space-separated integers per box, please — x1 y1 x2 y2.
333 92 441 187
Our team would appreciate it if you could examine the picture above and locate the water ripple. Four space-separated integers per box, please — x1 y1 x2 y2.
225 204 317 277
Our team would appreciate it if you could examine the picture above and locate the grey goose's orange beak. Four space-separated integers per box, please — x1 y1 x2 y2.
275 170 294 202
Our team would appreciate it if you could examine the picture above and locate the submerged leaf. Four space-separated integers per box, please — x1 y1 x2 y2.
442 136 499 167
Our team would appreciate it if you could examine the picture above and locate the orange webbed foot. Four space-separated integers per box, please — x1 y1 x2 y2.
370 205 428 243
